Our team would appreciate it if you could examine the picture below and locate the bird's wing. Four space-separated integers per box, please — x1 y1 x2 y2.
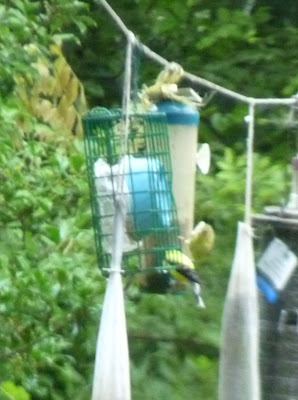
176 265 201 284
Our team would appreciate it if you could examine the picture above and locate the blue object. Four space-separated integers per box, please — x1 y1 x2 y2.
257 274 278 303
156 101 200 125
125 156 173 236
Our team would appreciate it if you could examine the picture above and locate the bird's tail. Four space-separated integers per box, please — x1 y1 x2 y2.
191 282 206 308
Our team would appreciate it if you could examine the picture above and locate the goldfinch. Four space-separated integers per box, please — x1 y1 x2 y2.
186 221 215 262
164 249 205 308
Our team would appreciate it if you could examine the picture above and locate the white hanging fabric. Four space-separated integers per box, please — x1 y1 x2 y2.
91 266 131 400
218 222 260 400
219 103 260 400
91 32 135 400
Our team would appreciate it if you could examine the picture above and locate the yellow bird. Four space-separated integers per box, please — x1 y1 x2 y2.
164 249 205 308
186 221 215 263
139 62 184 109
138 62 203 110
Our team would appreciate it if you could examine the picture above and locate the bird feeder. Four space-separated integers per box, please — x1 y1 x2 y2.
83 107 182 291
156 101 199 255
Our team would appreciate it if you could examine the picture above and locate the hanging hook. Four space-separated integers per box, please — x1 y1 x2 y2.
285 92 298 130
127 30 136 45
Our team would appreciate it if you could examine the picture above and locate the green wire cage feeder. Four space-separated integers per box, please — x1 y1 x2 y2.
83 107 182 290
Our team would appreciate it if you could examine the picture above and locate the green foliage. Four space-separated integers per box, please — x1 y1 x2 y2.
0 0 94 97
0 120 105 399
0 381 31 400
195 147 289 228
127 294 220 400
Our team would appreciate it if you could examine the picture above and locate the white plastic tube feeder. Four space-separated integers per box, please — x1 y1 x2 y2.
156 101 199 252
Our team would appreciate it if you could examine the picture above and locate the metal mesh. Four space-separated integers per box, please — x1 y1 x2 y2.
254 218 298 400
83 107 181 282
